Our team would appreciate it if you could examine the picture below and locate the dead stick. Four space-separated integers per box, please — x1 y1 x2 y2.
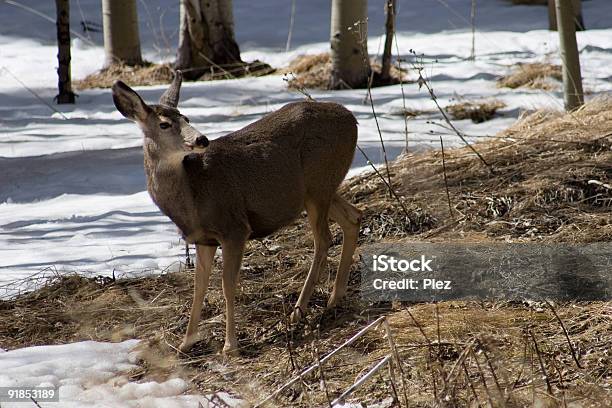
367 87 393 195
356 145 412 220
420 72 492 172
470 349 495 408
387 360 401 406
313 335 332 408
255 316 386 407
405 308 440 402
462 361 483 408
478 340 506 406
2 66 69 120
529 330 553 395
543 299 583 369
444 339 475 386
331 355 392 406
439 136 455 219
394 32 410 152
383 319 410 407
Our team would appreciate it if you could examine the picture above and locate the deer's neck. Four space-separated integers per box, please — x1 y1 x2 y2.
142 139 198 237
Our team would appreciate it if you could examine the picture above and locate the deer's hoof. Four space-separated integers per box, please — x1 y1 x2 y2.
327 297 338 309
179 341 193 353
222 342 239 357
179 335 198 353
327 290 346 309
289 308 304 324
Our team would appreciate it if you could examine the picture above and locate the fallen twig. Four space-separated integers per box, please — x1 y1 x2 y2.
331 355 392 406
254 316 386 407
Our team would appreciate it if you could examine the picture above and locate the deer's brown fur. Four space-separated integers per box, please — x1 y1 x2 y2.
112 72 362 354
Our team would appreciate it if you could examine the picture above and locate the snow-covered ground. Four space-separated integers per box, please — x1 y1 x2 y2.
1 0 611 295
0 339 243 407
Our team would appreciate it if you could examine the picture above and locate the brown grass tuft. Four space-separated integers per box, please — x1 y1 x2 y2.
74 62 175 90
497 62 562 90
284 52 406 90
446 99 506 123
75 60 275 90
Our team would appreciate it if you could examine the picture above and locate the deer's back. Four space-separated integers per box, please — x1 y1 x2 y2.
195 101 357 238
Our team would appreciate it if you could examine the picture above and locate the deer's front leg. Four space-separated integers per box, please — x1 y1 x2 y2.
220 238 246 356
180 244 217 352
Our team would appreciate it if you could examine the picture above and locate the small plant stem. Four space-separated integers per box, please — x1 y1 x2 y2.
313 332 332 408
366 86 393 195
356 145 412 221
440 137 455 218
2 66 69 119
462 361 483 408
421 76 492 172
394 35 410 152
529 330 554 395
543 299 583 369
470 348 495 408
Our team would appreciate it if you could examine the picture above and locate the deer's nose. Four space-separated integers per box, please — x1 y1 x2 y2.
195 135 209 147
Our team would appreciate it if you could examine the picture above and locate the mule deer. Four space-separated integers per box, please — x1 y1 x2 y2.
112 72 362 355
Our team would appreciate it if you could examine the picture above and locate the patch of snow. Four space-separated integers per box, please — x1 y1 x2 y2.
0 340 244 407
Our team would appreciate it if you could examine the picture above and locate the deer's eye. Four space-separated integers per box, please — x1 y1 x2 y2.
183 116 190 123
159 122 171 129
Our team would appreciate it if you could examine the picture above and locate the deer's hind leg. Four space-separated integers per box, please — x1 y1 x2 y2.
220 237 247 356
180 244 217 352
290 197 332 323
327 194 362 308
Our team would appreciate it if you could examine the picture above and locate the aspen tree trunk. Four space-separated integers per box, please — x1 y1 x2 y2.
548 0 585 31
55 0 75 104
380 0 396 82
102 0 143 66
176 0 242 80
330 0 370 89
556 0 584 110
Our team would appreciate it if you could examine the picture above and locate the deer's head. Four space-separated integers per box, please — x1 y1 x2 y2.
112 71 209 150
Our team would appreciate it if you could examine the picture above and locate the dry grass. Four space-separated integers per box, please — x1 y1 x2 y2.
497 62 562 90
284 53 406 90
1 98 611 406
446 99 506 123
74 62 175 90
75 60 274 90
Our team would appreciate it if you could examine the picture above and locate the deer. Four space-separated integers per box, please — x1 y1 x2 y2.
111 71 362 355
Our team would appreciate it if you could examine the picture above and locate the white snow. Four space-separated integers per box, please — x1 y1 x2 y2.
0 339 243 407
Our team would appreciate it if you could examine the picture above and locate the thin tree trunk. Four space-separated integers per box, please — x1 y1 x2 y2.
286 0 297 52
102 0 143 66
469 0 476 60
176 0 242 80
548 0 585 31
556 0 584 110
380 0 396 82
330 0 370 89
55 0 75 104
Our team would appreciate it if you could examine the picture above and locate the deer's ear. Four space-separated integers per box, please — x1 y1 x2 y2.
112 81 151 122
